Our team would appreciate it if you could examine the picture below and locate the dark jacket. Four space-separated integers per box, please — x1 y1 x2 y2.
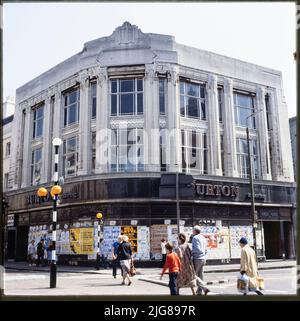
117 241 132 260
37 242 45 256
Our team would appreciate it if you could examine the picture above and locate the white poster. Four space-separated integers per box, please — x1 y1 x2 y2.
229 225 254 259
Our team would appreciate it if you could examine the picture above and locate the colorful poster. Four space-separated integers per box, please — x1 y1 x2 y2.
121 226 138 253
69 228 94 255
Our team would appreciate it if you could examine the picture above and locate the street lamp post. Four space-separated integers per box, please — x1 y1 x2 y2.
96 212 103 270
37 137 62 289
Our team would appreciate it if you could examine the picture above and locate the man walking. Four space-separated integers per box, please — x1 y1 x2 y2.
192 225 208 295
160 238 167 267
36 239 46 267
112 235 123 278
239 237 263 295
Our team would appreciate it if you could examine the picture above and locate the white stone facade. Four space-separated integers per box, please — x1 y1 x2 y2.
8 22 294 191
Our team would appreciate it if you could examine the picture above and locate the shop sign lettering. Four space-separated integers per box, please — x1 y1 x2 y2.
195 183 239 198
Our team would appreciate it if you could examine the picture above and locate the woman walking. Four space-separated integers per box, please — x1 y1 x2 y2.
117 235 133 286
175 233 210 296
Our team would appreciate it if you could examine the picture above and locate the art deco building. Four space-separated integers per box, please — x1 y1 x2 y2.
5 22 295 263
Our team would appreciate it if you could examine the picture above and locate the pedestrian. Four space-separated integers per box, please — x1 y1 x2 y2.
239 237 263 295
160 242 181 296
117 235 133 286
36 239 46 267
112 235 123 278
27 240 36 266
175 233 210 295
191 225 208 295
161 238 167 267
47 241 53 266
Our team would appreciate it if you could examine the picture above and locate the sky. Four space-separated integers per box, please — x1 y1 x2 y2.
3 2 296 117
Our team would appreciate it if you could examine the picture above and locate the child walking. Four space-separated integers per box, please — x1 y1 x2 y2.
160 242 181 295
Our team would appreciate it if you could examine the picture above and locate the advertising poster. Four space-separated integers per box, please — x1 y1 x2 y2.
136 226 150 260
69 228 94 255
121 226 138 253
150 224 168 260
101 226 121 259
229 225 254 258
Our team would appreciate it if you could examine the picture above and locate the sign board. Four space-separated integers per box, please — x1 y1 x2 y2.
7 214 15 227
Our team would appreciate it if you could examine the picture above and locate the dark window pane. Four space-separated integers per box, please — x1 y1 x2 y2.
111 95 117 115
120 94 134 114
111 81 117 93
37 107 44 118
187 83 199 97
137 79 143 92
120 79 134 92
68 104 77 124
180 96 185 116
201 101 206 120
64 108 68 126
180 81 185 94
159 94 165 114
200 86 205 98
187 97 199 118
92 98 96 118
36 119 43 137
137 93 143 114
91 83 96 96
69 91 78 104
64 96 68 106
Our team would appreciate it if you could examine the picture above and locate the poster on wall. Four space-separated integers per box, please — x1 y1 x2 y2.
150 225 168 260
121 226 138 253
136 226 150 260
229 225 254 259
69 227 94 255
101 226 121 259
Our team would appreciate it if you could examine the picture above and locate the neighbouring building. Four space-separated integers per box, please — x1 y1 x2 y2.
4 22 296 264
289 116 297 182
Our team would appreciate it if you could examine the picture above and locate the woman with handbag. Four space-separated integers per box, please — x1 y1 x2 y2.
117 235 133 286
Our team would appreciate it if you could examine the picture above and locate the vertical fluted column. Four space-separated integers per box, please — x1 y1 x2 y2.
207 74 222 176
256 86 272 180
95 67 109 174
223 78 238 177
78 77 91 176
166 67 181 172
21 106 32 188
41 96 52 183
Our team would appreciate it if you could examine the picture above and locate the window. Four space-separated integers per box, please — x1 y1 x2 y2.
33 105 44 139
265 93 272 131
92 132 96 172
63 88 80 127
5 142 11 157
220 135 225 176
234 92 256 129
180 80 206 120
63 137 78 177
236 138 259 179
160 130 167 172
218 87 223 122
181 130 208 174
110 128 144 172
91 82 97 119
31 148 42 185
4 173 9 189
111 78 143 116
159 78 166 115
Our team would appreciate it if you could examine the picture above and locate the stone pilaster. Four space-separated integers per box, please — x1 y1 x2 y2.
95 67 109 174
223 78 238 177
78 76 91 176
21 106 32 188
256 86 272 180
207 74 222 176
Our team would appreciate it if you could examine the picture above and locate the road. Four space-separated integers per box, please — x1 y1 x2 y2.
3 268 297 296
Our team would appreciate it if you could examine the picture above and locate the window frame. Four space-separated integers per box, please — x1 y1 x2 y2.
90 82 97 119
32 104 44 139
159 77 167 115
31 147 42 186
234 92 256 129
62 136 78 177
63 88 80 127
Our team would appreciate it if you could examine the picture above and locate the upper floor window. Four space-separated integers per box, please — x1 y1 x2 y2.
64 88 80 127
5 142 11 157
91 82 97 119
234 92 256 129
110 128 144 172
111 78 143 116
33 105 44 139
4 173 9 189
159 78 166 115
265 93 272 131
92 132 96 173
236 138 259 179
31 148 42 185
220 135 225 176
181 130 208 174
180 80 206 120
218 87 223 122
63 136 78 177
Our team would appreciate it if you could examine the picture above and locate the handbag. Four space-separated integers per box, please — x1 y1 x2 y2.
237 273 249 294
257 276 265 290
129 260 137 277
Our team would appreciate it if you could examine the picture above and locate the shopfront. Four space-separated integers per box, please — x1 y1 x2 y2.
4 175 296 265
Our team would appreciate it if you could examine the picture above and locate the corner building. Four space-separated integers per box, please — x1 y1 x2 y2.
5 22 296 264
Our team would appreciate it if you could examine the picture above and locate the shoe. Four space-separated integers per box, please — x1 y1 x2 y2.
204 289 210 296
128 281 132 286
121 281 125 285
114 276 116 279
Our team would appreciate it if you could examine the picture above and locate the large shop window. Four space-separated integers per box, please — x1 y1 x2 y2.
63 88 80 127
31 148 42 185
234 92 256 129
159 78 166 115
91 82 97 119
181 130 208 174
236 138 259 179
33 105 44 139
180 80 206 120
110 128 144 172
63 136 78 177
111 78 143 116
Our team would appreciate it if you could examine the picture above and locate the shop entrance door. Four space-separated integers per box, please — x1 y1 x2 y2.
283 222 295 259
15 226 29 261
263 221 281 259
6 229 16 260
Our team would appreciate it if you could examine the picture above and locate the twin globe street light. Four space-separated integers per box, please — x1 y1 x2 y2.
37 137 62 289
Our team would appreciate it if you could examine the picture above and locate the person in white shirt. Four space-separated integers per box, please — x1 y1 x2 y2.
161 238 167 267
27 240 36 266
